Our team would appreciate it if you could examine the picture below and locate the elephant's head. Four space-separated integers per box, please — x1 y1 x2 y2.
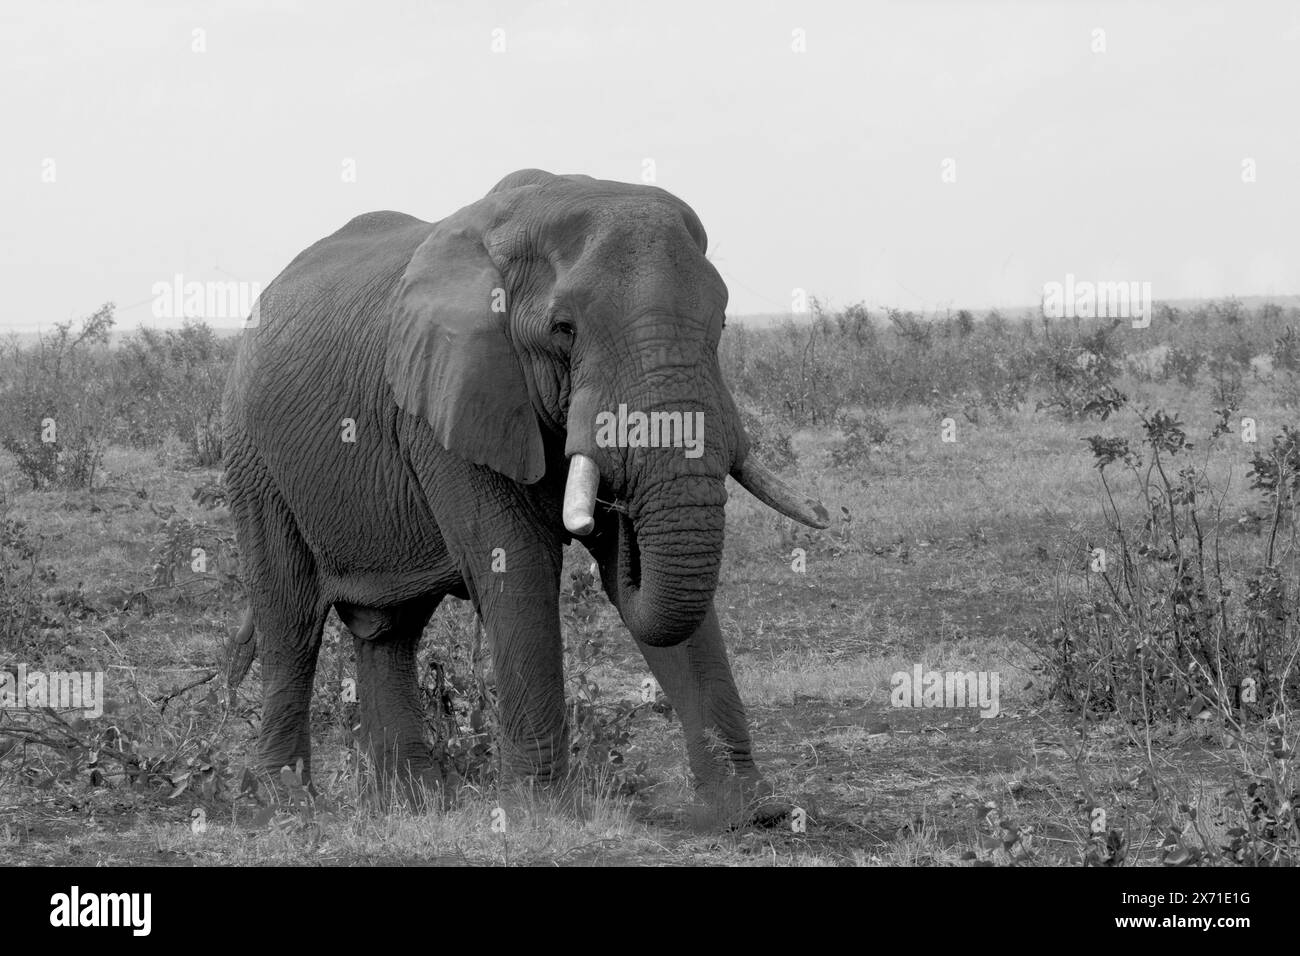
386 169 828 646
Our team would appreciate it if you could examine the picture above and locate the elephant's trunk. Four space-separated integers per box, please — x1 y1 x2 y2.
606 475 726 648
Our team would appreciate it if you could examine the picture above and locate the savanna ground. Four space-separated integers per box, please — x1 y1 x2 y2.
2 298 1298 866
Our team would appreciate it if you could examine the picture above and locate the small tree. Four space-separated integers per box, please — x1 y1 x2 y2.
0 303 116 488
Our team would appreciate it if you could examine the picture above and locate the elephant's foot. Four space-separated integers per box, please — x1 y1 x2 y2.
255 662 317 802
496 730 570 789
247 751 315 808
492 771 608 827
689 775 791 830
359 744 453 810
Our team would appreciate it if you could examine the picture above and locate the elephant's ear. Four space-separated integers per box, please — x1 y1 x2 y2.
385 222 546 484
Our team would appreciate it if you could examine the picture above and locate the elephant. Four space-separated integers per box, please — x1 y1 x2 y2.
223 169 829 816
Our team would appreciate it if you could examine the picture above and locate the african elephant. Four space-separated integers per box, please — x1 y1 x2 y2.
223 169 828 814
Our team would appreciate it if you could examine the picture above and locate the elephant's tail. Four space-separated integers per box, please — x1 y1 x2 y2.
227 607 256 697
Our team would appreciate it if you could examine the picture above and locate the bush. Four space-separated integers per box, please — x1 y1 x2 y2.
1042 399 1300 865
720 301 1042 425
114 323 235 466
0 313 237 480
1048 402 1300 719
1273 327 1300 373
0 304 116 489
719 298 1300 433
1162 345 1205 387
1207 355 1245 409
0 501 42 651
830 414 889 470
1032 320 1125 420
739 408 797 470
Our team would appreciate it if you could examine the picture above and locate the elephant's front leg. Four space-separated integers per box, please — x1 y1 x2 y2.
464 541 568 785
423 463 568 786
634 604 780 822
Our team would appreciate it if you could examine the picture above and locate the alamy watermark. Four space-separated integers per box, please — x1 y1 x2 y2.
1 664 103 718
594 404 705 459
890 664 1000 718
151 273 261 325
1042 274 1152 328
50 886 151 936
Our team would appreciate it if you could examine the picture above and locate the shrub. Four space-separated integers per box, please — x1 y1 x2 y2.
1043 399 1300 863
830 414 889 470
1272 326 1300 373
1033 321 1123 420
1207 355 1245 409
0 314 237 479
1162 345 1205 387
114 323 235 466
1048 402 1300 719
740 408 797 470
0 304 116 489
0 501 42 651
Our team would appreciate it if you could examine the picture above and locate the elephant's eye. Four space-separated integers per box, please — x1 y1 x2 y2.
551 319 575 339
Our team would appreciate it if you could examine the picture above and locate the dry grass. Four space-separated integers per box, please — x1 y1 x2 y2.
1 367 1294 865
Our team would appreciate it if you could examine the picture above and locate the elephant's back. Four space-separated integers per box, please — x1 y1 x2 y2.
226 211 433 414
223 211 441 568
249 211 432 346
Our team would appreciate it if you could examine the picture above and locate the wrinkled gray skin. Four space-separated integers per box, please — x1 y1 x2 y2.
223 170 826 815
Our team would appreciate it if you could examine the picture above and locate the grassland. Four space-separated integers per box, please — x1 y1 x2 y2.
1 302 1298 866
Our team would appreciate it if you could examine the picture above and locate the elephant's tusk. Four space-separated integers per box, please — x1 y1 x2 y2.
731 457 831 529
563 454 600 535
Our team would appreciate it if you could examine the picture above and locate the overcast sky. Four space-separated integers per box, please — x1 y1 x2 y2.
2 0 1297 332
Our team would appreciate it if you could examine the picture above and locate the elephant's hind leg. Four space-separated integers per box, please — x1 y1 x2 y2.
226 461 327 786
345 597 444 804
257 603 326 786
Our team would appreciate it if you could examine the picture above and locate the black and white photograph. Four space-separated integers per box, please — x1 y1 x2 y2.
0 0 1294 909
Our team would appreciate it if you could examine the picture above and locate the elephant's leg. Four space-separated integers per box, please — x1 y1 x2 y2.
481 586 568 784
634 604 756 783
461 545 567 785
418 462 568 786
348 599 443 801
257 605 325 783
634 604 782 824
232 495 326 786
